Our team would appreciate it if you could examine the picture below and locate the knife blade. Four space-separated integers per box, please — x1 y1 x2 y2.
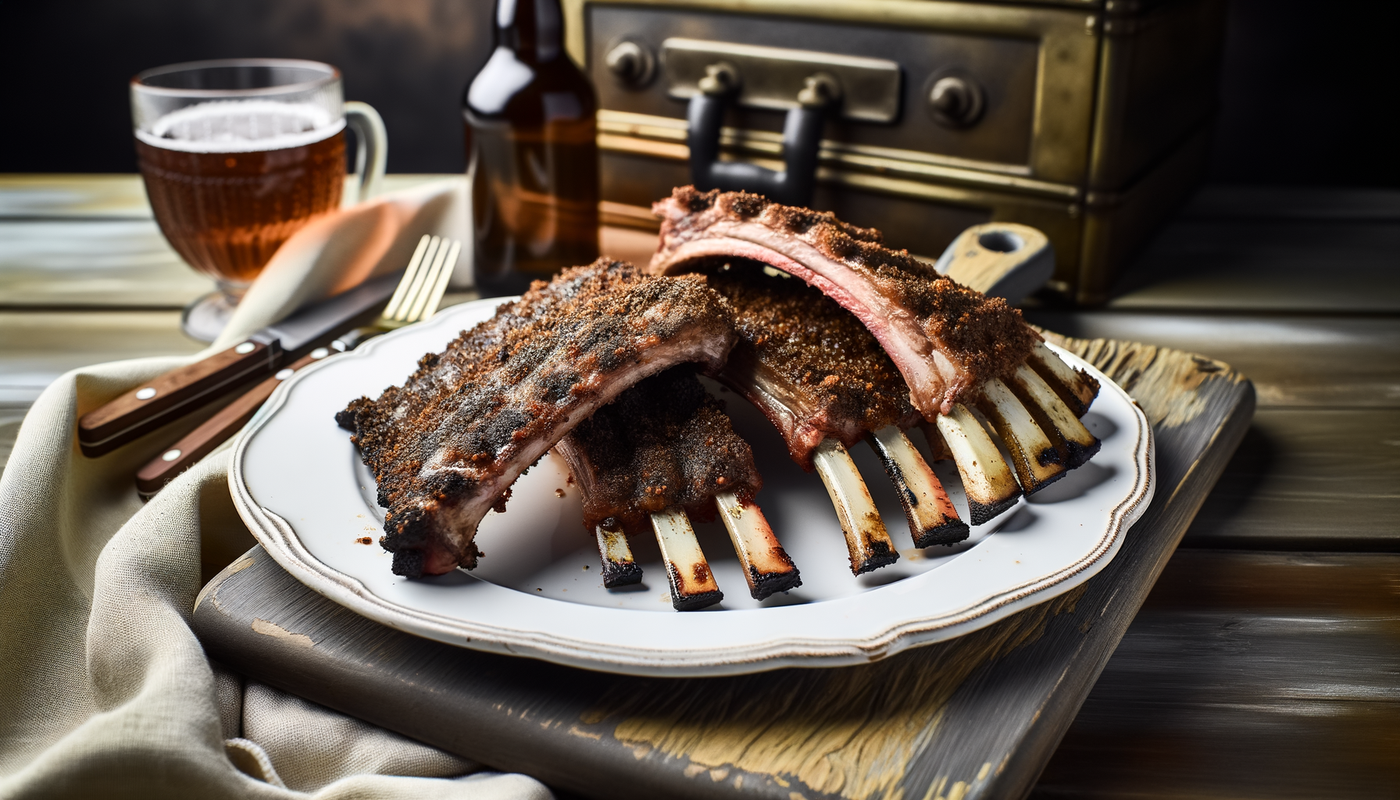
78 269 404 457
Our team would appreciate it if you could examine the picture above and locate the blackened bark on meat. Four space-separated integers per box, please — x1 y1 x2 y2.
704 265 920 469
338 260 737 578
554 366 762 534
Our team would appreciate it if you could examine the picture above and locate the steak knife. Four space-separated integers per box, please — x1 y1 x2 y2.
78 270 404 458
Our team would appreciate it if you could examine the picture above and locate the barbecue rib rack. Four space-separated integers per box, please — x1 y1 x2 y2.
570 189 1103 609
339 189 1104 611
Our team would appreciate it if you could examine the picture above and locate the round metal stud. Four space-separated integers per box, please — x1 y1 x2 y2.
798 72 842 109
605 40 656 88
925 73 986 129
698 62 741 97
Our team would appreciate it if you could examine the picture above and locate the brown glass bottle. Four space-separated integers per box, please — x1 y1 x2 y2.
464 0 599 297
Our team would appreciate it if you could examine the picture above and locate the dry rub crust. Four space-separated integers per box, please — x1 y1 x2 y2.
652 186 1043 413
337 260 737 578
556 366 761 534
706 266 920 468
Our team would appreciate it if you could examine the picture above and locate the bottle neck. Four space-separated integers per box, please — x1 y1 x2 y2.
496 0 564 63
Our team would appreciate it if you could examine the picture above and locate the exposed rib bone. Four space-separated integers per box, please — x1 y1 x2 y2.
917 420 955 463
594 521 643 588
867 426 969 547
1027 341 1099 417
651 507 724 611
977 379 1067 495
812 439 899 574
934 404 1022 525
1007 364 1101 468
715 491 802 600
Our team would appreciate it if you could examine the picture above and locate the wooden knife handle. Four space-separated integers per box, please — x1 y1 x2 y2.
79 340 278 458
135 351 322 496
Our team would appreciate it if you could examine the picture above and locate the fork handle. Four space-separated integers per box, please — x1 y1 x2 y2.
135 350 321 496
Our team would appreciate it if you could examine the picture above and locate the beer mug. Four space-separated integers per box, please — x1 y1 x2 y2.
130 59 387 340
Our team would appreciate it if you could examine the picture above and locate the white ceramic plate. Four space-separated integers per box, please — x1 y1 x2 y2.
231 298 1154 677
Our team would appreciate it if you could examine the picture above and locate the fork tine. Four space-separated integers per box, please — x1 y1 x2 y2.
390 236 441 322
403 238 458 322
381 235 433 321
417 240 461 322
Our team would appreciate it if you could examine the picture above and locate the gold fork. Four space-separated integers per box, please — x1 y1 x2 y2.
333 234 462 350
136 235 461 497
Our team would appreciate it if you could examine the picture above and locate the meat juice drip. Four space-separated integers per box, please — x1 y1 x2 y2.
136 102 346 290
464 0 599 297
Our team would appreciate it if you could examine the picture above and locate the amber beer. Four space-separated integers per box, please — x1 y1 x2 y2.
135 102 346 290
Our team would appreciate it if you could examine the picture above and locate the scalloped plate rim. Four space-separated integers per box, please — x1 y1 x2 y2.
229 297 1155 677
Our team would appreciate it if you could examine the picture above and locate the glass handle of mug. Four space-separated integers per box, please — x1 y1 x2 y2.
344 101 387 203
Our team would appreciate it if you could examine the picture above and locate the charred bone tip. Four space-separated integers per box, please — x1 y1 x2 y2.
714 491 801 600
651 507 724 611
595 523 644 588
867 426 969 549
812 439 900 575
977 378 1068 496
1008 363 1101 469
933 405 1022 525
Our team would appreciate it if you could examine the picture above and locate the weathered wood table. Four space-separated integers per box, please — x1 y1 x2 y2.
2 176 1395 799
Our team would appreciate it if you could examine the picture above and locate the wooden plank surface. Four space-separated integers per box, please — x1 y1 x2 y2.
192 335 1254 800
1183 409 1400 552
1024 312 1400 410
1101 185 1400 313
0 220 213 309
1032 550 1400 800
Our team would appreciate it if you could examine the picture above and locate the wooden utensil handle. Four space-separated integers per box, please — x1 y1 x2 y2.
135 352 319 496
79 339 279 457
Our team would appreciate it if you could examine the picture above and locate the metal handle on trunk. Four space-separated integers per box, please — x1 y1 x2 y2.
686 64 835 206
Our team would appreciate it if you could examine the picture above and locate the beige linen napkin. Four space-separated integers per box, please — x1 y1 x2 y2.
0 180 552 799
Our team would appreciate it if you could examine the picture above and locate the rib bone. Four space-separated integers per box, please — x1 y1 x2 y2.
1007 364 1100 468
1027 341 1099 417
977 378 1067 495
715 491 802 600
867 426 969 547
812 439 899 574
934 404 1022 525
651 507 724 611
594 521 643 588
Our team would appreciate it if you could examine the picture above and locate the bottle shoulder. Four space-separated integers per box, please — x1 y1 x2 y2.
465 48 596 121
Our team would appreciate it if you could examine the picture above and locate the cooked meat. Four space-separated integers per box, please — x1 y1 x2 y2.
650 186 1103 514
554 366 762 534
704 265 920 469
650 186 1045 419
336 259 737 578
707 265 968 548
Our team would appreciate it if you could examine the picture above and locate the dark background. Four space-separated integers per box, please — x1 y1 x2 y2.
1 0 1395 185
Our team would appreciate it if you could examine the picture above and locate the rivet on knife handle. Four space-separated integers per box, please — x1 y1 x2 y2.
78 340 278 458
134 350 323 496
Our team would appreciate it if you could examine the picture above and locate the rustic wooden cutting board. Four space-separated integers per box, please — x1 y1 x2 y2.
192 332 1254 800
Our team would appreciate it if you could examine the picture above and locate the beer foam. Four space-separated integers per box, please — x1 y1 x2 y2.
136 100 345 153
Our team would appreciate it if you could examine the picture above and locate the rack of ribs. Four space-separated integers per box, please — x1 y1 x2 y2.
705 267 969 573
649 187 1102 519
337 259 737 579
555 366 800 609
